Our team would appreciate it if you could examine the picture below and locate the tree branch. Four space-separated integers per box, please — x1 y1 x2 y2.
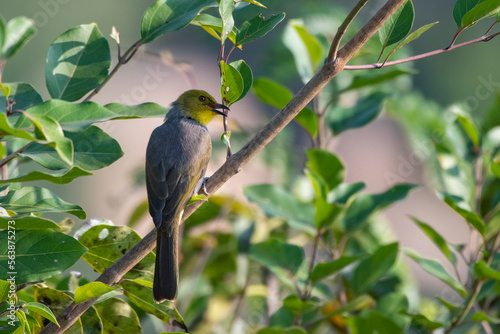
38 1 408 332
344 32 500 70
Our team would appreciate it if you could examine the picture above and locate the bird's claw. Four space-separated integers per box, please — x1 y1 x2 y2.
200 177 210 197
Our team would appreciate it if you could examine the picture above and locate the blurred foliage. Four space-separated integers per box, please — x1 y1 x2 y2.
1 0 500 333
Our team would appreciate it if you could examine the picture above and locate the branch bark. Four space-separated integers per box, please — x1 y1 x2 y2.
39 1 407 332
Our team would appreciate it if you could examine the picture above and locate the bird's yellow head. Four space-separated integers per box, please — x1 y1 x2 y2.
173 90 229 126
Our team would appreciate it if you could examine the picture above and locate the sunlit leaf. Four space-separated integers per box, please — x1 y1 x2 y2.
141 0 217 44
405 249 467 296
219 0 234 44
46 23 111 101
0 229 87 283
94 297 142 334
0 186 86 218
235 13 285 45
378 0 414 47
0 166 92 185
74 282 119 304
220 60 243 105
1 17 35 59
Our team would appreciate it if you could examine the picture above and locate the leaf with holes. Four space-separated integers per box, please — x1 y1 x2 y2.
78 225 155 280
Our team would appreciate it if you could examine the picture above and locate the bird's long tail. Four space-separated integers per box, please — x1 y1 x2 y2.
153 221 179 302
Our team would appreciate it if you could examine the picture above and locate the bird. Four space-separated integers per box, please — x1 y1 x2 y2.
146 90 228 302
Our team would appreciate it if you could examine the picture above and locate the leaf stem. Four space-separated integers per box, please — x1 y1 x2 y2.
303 229 323 300
327 0 370 62
344 32 500 70
0 142 34 168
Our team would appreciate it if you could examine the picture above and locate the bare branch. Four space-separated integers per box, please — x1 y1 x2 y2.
344 32 500 70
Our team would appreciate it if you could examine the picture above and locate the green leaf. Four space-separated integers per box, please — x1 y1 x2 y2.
311 254 368 282
283 295 320 315
283 19 322 83
0 82 43 112
253 78 316 135
235 13 285 45
343 69 413 92
474 260 500 280
346 310 404 334
455 112 480 147
307 295 375 326
378 0 414 47
219 0 234 44
21 125 124 171
190 13 238 44
327 182 366 205
220 60 244 106
375 293 410 330
16 100 118 130
23 302 58 326
343 184 416 233
0 229 87 284
405 249 467 297
441 194 485 236
403 311 444 330
294 107 318 137
45 23 111 101
461 0 500 28
328 93 387 135
454 0 483 27
29 114 74 165
0 166 92 185
120 281 187 331
492 160 500 179
248 239 304 276
244 184 316 234
471 311 500 324
351 243 399 294
410 216 457 265
141 0 217 44
94 297 142 334
79 225 155 280
33 285 84 333
0 113 36 141
229 59 253 103
388 22 438 57
1 17 36 59
0 216 61 230
306 149 344 191
105 102 169 119
0 186 86 218
74 282 119 304
253 78 293 109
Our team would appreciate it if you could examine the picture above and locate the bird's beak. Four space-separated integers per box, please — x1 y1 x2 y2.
209 103 229 117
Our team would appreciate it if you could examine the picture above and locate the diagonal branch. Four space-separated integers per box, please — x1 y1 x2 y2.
39 1 408 332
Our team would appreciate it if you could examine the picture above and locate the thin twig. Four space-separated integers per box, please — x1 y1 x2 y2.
344 32 500 70
303 229 323 300
83 40 143 102
327 0 370 62
0 142 34 168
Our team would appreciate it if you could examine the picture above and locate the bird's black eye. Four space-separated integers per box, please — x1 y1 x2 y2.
198 96 206 102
